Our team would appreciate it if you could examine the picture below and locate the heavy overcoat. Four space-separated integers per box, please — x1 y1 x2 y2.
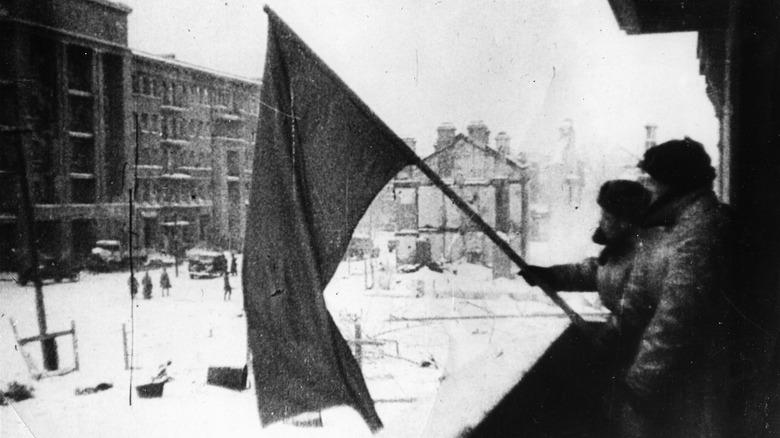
547 237 643 376
160 271 171 289
617 188 734 438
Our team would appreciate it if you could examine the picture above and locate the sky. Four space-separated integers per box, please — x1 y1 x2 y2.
121 0 720 162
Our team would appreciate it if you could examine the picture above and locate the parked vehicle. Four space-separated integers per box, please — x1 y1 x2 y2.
87 240 147 271
187 250 227 279
18 254 80 286
144 251 177 269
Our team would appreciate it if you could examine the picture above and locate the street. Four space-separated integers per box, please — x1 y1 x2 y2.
0 250 601 437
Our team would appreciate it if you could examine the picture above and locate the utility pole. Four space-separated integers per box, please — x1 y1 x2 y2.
6 127 59 370
173 213 179 277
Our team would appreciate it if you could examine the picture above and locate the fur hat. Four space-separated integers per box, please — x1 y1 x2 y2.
597 180 651 223
638 137 716 189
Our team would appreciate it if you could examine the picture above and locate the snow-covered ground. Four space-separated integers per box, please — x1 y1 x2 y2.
1 232 605 437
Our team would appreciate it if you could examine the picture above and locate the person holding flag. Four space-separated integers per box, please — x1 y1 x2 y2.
520 179 651 350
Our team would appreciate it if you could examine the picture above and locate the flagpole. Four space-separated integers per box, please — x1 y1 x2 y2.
262 5 588 333
410 157 589 331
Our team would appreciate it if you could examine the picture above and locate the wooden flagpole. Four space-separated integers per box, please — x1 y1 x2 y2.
410 156 588 331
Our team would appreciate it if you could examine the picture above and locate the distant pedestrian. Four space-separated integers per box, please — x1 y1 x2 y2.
129 274 139 299
160 267 171 297
142 269 153 300
223 270 232 301
230 253 238 276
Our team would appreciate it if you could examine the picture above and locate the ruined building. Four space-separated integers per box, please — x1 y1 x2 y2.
392 122 530 277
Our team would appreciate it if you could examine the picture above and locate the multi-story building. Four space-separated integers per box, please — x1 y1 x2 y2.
0 0 260 272
391 122 531 277
130 52 259 254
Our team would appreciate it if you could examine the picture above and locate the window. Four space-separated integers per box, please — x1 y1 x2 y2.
67 45 91 92
161 116 170 139
227 150 240 177
139 143 152 165
157 79 166 98
70 137 94 174
161 81 169 104
72 178 96 204
72 219 95 257
32 177 56 204
175 83 183 106
0 174 16 213
68 95 93 133
199 215 210 239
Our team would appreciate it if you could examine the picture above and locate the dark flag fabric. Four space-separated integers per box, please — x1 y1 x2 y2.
242 7 418 432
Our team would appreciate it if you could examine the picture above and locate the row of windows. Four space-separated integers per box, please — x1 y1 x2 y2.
137 144 213 170
27 178 97 205
131 72 261 115
137 113 211 140
135 180 211 205
136 112 256 143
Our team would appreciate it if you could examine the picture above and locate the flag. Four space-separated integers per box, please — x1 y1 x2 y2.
242 7 418 432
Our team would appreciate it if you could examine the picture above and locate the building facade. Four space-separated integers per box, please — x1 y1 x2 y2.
392 122 530 277
0 0 260 271
130 53 259 254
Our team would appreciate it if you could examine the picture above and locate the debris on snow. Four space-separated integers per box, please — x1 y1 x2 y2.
1 381 34 404
74 382 113 396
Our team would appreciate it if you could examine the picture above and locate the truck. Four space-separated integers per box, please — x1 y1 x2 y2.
87 240 147 272
18 253 80 286
187 250 227 279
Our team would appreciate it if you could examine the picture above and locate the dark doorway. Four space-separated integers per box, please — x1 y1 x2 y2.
35 221 60 258
0 223 18 271
71 219 95 261
143 218 156 249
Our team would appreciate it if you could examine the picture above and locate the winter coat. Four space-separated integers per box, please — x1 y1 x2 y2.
142 274 153 291
129 276 139 296
546 237 642 373
616 188 734 438
160 272 171 289
546 236 639 314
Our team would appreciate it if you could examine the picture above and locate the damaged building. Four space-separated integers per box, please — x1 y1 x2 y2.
392 122 531 277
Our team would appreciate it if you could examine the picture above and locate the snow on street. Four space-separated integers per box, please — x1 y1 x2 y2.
1 242 604 437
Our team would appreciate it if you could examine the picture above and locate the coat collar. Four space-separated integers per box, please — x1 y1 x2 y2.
642 188 717 228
